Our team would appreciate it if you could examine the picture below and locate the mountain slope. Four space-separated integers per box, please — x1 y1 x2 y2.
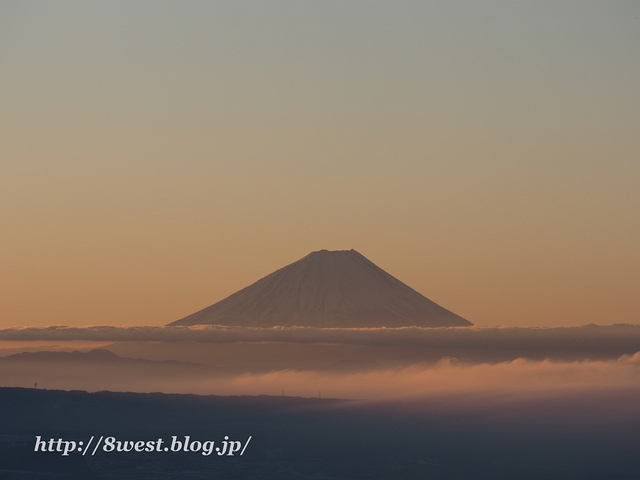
170 249 471 327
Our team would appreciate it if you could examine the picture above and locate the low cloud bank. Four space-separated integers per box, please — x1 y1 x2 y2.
4 351 640 405
1 324 640 361
1 324 639 345
201 353 640 401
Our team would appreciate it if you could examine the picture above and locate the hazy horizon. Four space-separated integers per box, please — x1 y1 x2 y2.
2 1 638 329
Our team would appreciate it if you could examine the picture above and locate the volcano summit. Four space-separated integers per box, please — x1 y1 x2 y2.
170 249 471 328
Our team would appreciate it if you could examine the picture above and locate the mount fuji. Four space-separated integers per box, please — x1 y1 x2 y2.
170 249 471 328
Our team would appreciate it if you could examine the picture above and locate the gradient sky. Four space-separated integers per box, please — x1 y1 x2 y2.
1 1 638 328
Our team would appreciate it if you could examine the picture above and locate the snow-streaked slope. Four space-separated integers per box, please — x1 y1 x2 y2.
170 249 471 327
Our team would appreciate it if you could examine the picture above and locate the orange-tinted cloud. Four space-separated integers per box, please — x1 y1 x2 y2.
4 350 640 403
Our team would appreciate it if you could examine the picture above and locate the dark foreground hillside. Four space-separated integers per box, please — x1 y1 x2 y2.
0 386 639 479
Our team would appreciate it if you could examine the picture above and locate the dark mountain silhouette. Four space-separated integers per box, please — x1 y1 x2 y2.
170 249 471 327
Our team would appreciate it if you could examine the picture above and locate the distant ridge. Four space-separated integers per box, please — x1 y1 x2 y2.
170 249 471 328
